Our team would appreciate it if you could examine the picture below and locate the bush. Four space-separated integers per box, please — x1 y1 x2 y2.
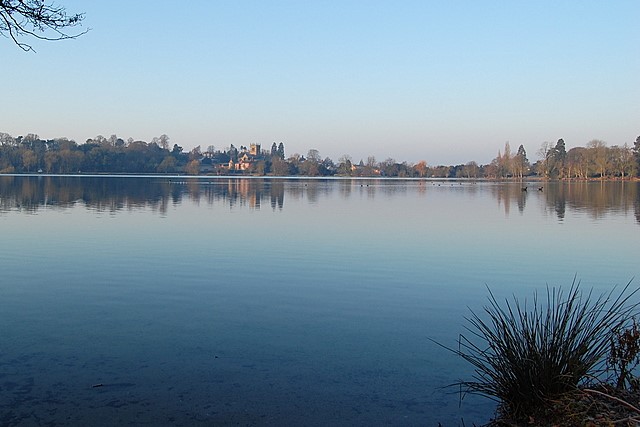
607 317 640 390
449 279 638 420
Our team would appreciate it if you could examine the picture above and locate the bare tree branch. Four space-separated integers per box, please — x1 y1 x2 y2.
0 0 87 51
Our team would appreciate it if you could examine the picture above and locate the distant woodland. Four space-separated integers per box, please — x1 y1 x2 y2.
0 132 639 179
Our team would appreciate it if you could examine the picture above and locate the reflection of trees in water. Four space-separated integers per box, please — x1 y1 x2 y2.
551 182 638 221
339 180 352 198
517 191 526 214
0 176 172 214
4 177 637 223
0 176 291 214
555 195 566 221
540 184 566 221
488 181 639 222
635 186 640 226
305 181 321 204
0 177 429 215
270 180 284 210
490 183 526 216
378 180 408 197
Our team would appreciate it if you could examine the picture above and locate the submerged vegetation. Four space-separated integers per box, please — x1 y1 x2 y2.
445 280 640 425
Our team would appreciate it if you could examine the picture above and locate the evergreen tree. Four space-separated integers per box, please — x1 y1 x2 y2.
228 144 238 162
517 144 528 163
550 138 567 178
514 144 529 178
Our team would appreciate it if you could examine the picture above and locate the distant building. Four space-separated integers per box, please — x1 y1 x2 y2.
228 159 248 171
250 143 261 156
229 153 256 171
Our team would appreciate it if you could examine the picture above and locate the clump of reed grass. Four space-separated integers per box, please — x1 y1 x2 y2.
451 279 638 421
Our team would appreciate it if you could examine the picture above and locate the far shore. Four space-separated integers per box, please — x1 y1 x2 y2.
1 172 639 182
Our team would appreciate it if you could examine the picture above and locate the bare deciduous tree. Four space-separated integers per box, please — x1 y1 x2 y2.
537 141 554 178
0 0 87 51
587 139 609 179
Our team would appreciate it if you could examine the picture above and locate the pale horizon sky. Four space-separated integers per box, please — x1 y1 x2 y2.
1 1 638 165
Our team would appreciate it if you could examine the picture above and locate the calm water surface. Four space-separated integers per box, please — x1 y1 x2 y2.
1 176 639 426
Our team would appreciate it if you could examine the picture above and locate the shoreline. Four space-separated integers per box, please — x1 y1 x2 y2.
1 172 639 182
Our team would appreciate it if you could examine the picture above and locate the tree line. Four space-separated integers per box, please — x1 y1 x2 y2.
0 131 639 179
488 138 640 180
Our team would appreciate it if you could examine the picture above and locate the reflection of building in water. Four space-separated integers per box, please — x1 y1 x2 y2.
249 186 260 209
219 178 283 211
225 179 249 206
225 178 285 210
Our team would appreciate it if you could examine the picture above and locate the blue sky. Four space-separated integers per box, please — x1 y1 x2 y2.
1 1 638 164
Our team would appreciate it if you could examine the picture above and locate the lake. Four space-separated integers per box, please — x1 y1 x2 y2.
1 176 638 426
